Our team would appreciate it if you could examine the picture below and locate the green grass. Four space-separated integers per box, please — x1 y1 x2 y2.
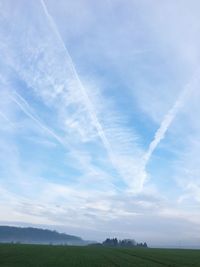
0 244 199 267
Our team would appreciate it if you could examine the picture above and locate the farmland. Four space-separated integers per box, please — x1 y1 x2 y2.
0 244 200 267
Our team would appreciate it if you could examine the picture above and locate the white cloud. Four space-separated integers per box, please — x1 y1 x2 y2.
1 0 200 247
0 0 148 192
144 69 200 164
10 92 65 146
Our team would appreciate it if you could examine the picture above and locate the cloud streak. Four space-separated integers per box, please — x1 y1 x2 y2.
144 69 200 164
10 92 65 146
0 109 13 125
38 0 145 191
40 0 114 157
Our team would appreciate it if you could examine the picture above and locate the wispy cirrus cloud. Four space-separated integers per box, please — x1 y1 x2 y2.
40 0 113 154
1 0 200 247
0 109 13 125
0 0 146 192
10 92 65 146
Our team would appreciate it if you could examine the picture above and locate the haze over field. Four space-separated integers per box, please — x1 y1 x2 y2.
1 0 200 248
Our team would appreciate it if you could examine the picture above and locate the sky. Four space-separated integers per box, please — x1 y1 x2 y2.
1 0 200 248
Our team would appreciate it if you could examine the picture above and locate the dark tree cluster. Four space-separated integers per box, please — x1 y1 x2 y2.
102 238 148 248
0 226 82 245
136 242 148 248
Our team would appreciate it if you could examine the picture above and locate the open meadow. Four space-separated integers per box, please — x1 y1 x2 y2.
0 244 199 267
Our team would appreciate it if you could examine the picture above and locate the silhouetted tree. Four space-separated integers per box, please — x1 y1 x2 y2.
103 238 119 247
137 242 148 248
102 238 148 248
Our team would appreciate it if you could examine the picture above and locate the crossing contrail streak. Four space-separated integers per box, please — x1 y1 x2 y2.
144 70 200 164
40 0 114 159
10 93 65 146
0 110 13 125
40 0 156 193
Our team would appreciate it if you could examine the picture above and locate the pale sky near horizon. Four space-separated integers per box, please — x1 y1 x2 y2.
1 0 200 247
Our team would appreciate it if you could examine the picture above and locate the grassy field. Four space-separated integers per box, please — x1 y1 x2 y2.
0 244 199 267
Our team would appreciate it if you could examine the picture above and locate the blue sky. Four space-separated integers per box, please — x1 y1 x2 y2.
1 0 200 247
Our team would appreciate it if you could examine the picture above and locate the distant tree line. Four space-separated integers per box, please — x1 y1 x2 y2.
0 226 83 245
102 238 148 248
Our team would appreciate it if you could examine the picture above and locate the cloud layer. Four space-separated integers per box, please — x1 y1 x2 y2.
1 0 200 247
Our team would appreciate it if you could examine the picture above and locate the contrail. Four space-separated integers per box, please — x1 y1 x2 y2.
144 70 200 164
10 93 65 146
0 110 13 125
40 0 114 159
13 91 33 111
